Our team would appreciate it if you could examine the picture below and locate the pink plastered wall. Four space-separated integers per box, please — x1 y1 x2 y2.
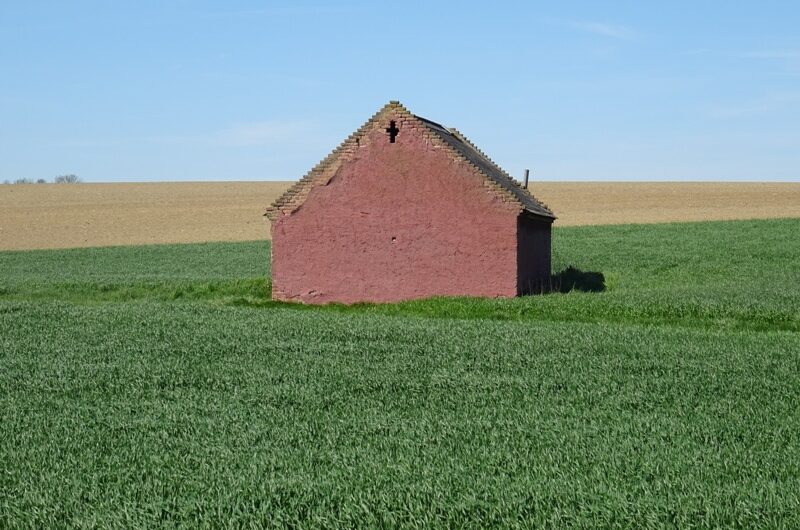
271 111 523 304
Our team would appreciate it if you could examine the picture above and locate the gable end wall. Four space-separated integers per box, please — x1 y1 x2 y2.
271 111 523 304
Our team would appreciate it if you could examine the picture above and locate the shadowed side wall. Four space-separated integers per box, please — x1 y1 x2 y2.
517 214 552 295
271 112 521 304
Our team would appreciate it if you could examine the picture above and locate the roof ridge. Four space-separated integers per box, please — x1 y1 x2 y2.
428 125 555 218
407 120 523 206
459 130 550 208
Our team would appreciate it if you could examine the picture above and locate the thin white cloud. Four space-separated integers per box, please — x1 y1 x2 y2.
57 120 319 149
743 50 800 60
742 50 800 75
568 20 636 40
708 92 800 118
144 120 316 148
201 6 350 19
681 48 714 56
217 121 314 147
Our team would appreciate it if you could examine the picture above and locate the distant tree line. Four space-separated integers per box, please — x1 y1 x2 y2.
54 174 80 183
2 174 81 184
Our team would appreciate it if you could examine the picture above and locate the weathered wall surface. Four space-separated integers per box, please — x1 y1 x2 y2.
271 111 522 304
517 214 552 294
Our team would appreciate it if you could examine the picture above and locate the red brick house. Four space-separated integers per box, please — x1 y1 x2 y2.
265 101 555 304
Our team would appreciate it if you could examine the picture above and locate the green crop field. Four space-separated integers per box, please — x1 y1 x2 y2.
2 219 799 527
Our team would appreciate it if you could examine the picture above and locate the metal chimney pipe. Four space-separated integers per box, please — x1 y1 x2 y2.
523 169 529 189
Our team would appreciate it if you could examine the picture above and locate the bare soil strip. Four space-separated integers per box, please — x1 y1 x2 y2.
1 181 798 250
534 182 800 227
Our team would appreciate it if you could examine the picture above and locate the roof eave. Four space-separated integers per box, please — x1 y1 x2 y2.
521 208 557 222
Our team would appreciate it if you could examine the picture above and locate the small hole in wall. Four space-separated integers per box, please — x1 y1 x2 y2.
385 121 399 143
391 237 397 243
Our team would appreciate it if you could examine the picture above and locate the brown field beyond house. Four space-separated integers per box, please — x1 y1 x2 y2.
0 181 799 251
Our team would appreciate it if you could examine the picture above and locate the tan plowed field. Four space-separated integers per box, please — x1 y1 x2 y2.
1 181 798 250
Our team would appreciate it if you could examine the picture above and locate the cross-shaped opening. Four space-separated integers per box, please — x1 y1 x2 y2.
385 120 399 143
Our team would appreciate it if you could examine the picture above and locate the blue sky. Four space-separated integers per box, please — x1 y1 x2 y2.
1 1 798 182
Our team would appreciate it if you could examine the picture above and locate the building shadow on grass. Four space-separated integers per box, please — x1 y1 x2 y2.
522 266 606 295
550 266 606 293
